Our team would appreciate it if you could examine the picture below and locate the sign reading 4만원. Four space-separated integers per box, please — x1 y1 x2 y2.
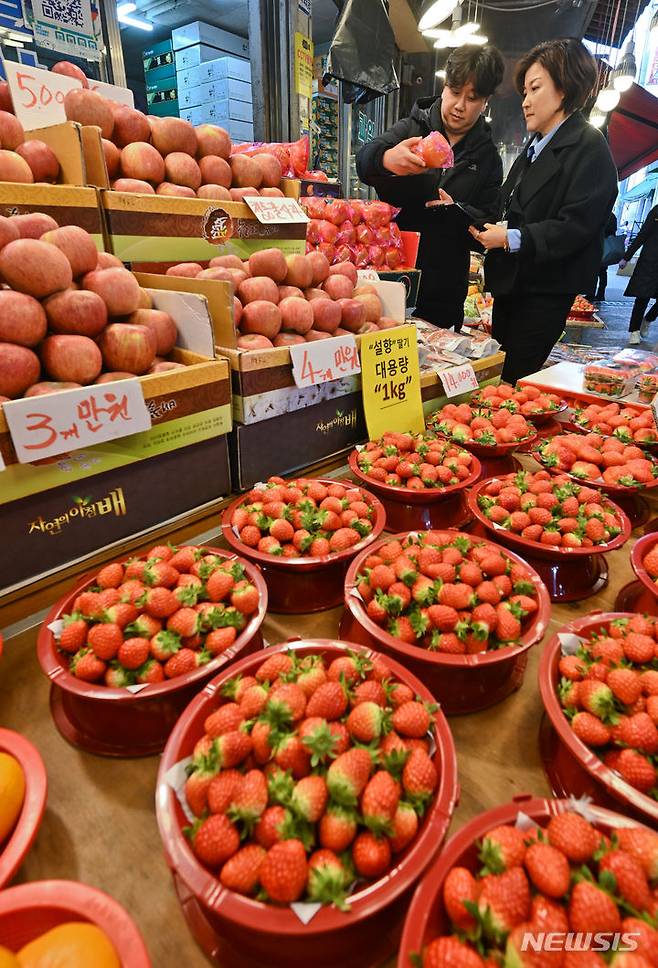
359 325 424 440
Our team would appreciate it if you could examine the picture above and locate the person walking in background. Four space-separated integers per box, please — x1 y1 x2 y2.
468 38 617 383
586 211 619 302
356 44 505 331
620 204 658 345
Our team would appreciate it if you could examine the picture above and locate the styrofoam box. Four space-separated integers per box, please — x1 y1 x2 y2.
177 76 252 108
177 59 251 93
172 21 249 57
180 106 253 141
212 98 253 123
176 44 231 71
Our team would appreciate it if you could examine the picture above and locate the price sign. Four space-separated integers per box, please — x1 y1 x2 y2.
357 269 380 283
438 362 479 398
4 61 82 129
89 80 134 108
360 324 424 439
5 380 152 464
290 334 360 388
245 196 309 224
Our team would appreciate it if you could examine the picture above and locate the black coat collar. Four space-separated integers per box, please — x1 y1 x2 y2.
508 112 587 212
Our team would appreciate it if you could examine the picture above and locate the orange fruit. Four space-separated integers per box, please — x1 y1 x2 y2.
17 923 120 968
0 752 25 843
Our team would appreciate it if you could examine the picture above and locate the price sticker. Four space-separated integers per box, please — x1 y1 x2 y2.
4 62 82 129
4 380 152 464
89 80 134 108
438 362 479 398
245 196 309 224
360 324 424 439
289 335 360 389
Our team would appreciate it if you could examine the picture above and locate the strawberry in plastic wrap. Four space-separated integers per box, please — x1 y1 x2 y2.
412 131 455 168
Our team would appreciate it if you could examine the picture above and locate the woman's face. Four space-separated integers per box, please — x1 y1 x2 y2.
522 61 565 134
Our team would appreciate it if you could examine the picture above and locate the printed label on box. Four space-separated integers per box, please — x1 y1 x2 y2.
289 335 361 389
5 381 152 464
89 80 134 107
245 196 309 224
439 362 479 398
5 61 81 128
360 326 424 439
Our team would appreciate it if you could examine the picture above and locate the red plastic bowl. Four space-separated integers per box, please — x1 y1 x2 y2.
347 449 481 532
156 639 459 968
467 476 631 602
221 479 386 613
0 879 150 963
630 531 658 600
37 546 267 758
340 531 550 715
0 729 47 889
539 612 658 827
398 795 653 967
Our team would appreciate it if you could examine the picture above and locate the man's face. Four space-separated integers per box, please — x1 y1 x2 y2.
441 79 487 138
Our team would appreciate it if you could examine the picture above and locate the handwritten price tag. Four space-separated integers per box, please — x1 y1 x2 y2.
357 269 380 283
4 62 82 129
289 335 360 388
4 381 152 464
89 80 134 108
245 196 309 224
438 362 479 398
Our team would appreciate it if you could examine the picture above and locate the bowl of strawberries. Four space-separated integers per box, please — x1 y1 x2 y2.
221 477 386 613
0 730 47 890
37 543 268 757
339 530 550 714
348 432 481 532
533 432 658 526
572 401 658 447
398 795 658 968
155 639 459 968
427 402 537 478
539 612 658 827
618 532 658 616
468 469 631 602
472 382 568 426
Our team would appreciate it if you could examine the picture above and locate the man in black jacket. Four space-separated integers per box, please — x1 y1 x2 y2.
356 45 505 330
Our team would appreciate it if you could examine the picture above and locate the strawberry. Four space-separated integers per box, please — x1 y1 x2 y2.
214 730 253 769
87 623 123 661
164 648 207 679
117 636 149 670
265 683 307 725
294 657 327 697
599 850 651 911
579 679 615 720
327 652 371 683
495 603 521 642
319 804 358 852
97 562 125 589
185 752 220 817
228 770 268 830
59 618 89 654
439 583 474 610
143 587 179 619
361 770 400 835
104 602 139 629
572 711 611 746
620 918 658 968
559 654 585 680
568 881 621 934
392 701 431 738
547 812 599 862
608 668 643 706
617 827 658 880
623 632 656 664
615 748 657 792
166 607 200 638
352 831 391 879
530 894 569 933
205 569 235 603
427 604 459 632
641 671 658 696
389 802 418 853
254 805 288 849
327 748 373 806
187 813 240 867
70 648 105 682
290 775 328 823
402 747 437 812
135 660 164 685
260 839 308 903
207 770 242 815
205 627 237 656
351 679 387 708
477 866 531 940
618 713 658 754
346 701 387 742
204 704 244 738
523 842 570 898
231 581 259 615
423 937 484 968
251 721 275 765
643 546 658 578
220 843 266 895
306 849 350 910
149 630 181 663
274 734 311 779
240 683 270 719
256 652 293 683
444 866 479 930
479 825 527 875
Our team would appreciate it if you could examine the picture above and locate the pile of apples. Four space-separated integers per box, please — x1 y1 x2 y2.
301 197 405 270
0 213 182 401
166 247 400 350
0 60 286 201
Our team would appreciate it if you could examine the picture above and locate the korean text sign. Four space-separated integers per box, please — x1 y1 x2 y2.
289 335 360 389
359 325 424 439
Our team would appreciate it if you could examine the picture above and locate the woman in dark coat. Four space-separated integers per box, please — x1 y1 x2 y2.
467 39 618 383
620 205 658 344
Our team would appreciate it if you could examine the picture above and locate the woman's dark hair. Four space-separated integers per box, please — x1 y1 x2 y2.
445 44 505 98
515 39 597 114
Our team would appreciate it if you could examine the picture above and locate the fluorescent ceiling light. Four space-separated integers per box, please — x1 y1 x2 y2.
2 39 24 47
454 22 480 39
117 2 136 13
118 12 153 29
468 33 488 45
419 0 458 32
8 30 32 41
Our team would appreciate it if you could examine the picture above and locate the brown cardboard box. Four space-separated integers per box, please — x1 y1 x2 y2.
100 192 307 264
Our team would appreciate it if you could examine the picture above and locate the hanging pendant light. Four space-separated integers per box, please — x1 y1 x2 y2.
596 85 621 112
419 0 459 32
589 111 606 128
612 51 636 91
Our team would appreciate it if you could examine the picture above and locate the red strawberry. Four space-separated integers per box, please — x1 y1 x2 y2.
306 681 348 720
266 683 307 724
206 569 234 603
392 700 431 738
346 701 387 743
623 632 656 664
352 831 391 879
618 713 658 754
477 866 531 939
427 604 459 632
214 730 253 769
547 812 599 862
149 630 181 663
523 842 570 898
295 657 327 697
220 843 266 895
327 748 373 806
389 802 418 854
205 627 237 656
228 770 268 829
559 654 585 681
572 711 611 746
231 581 259 615
620 917 658 968
164 647 207 679
479 824 527 875
361 770 400 835
274 734 311 779
256 652 294 683
599 850 651 911
641 671 658 696
187 814 240 867
530 893 568 933
97 562 125 589
87 623 123 661
70 648 105 682
389 681 414 708
185 753 220 817
351 679 387 708
166 607 200 638
423 937 484 968
254 805 288 849
495 603 521 642
306 849 350 910
617 827 658 880
319 804 358 852
260 839 308 903
615 748 657 792
207 770 242 815
402 748 437 812
59 618 89 654
290 775 328 823
579 679 615 720
135 659 164 685
204 704 244 737
444 866 479 930
608 668 643 706
118 636 149 670
568 881 621 933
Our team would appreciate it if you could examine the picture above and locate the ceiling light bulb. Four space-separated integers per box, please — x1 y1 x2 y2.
454 22 480 39
467 33 488 45
589 112 606 128
419 0 458 32
613 74 634 91
117 2 136 13
435 69 446 78
596 86 620 111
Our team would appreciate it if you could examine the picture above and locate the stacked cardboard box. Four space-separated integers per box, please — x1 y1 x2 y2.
143 38 179 118
173 22 253 141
